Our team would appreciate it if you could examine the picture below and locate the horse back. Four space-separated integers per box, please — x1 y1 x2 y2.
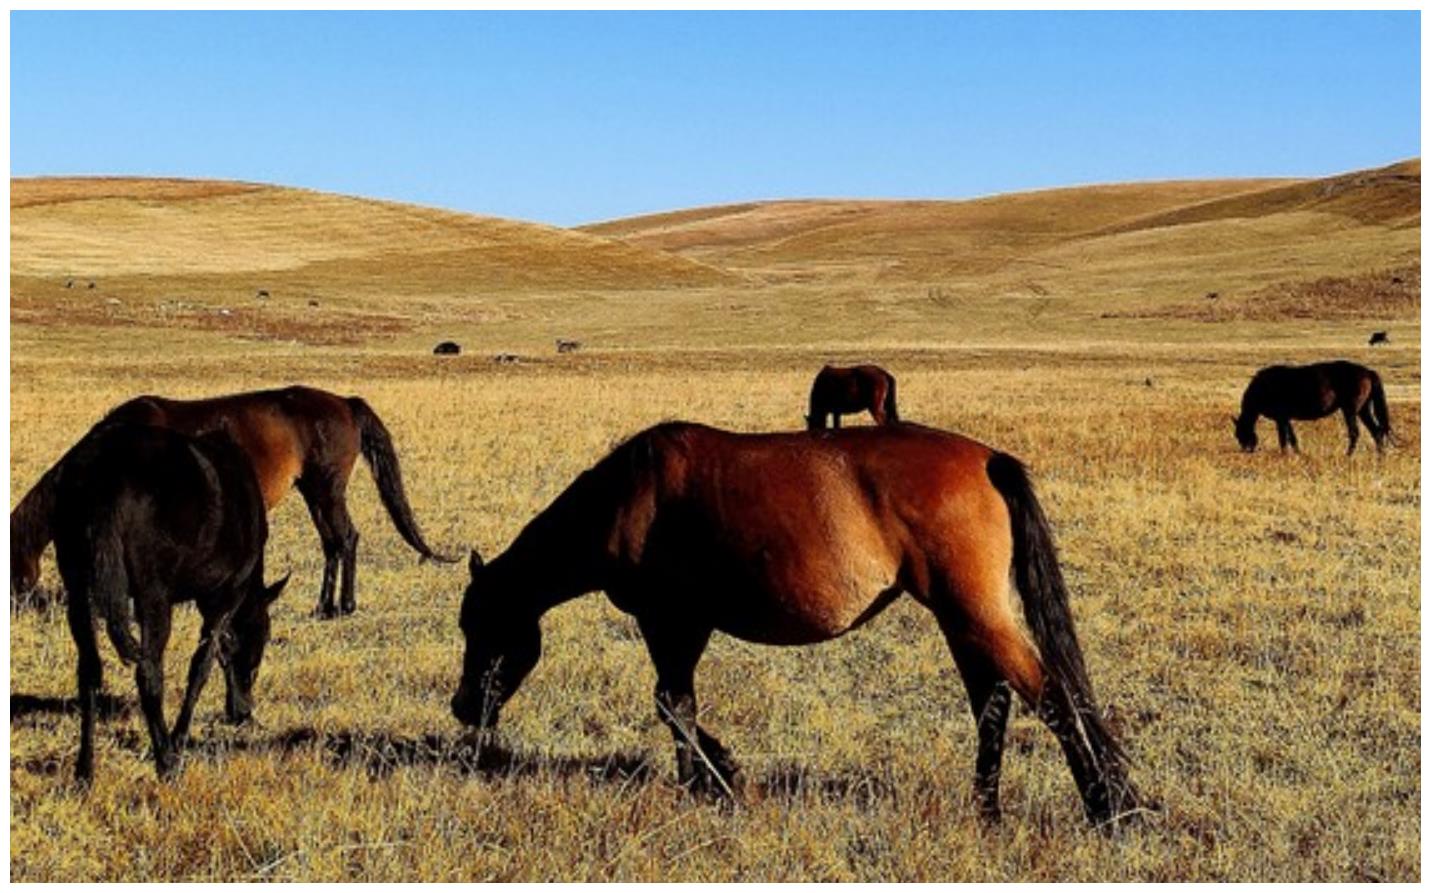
1248 361 1377 419
53 425 268 597
99 386 357 508
625 424 1007 642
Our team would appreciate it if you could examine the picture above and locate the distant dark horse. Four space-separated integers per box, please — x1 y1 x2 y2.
52 424 288 783
1234 361 1391 455
12 386 450 616
806 364 900 430
452 422 1141 827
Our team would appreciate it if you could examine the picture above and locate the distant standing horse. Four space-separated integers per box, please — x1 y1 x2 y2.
52 424 289 783
452 422 1142 827
12 386 450 616
1233 360 1391 455
806 364 900 430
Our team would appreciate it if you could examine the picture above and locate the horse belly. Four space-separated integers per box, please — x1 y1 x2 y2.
701 535 902 645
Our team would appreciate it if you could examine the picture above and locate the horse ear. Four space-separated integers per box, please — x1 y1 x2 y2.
264 573 291 605
468 549 484 577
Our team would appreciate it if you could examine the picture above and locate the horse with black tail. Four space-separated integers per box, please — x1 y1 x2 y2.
452 421 1143 827
1233 360 1392 455
11 385 453 616
52 424 289 783
806 364 900 430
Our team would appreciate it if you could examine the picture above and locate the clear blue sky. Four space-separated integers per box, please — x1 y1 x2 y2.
10 11 1420 226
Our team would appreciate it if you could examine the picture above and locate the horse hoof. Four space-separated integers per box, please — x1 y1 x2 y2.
72 767 95 792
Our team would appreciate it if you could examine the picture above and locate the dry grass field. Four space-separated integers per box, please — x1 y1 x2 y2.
9 161 1420 881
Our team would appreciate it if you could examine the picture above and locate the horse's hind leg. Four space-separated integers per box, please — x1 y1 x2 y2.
869 381 890 425
941 635 1013 821
1341 407 1360 455
1358 404 1386 452
637 615 738 797
331 497 359 615
298 473 358 617
134 606 178 779
66 591 103 785
931 580 1123 825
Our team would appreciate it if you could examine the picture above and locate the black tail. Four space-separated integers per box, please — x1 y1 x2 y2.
89 515 140 664
1369 372 1394 444
985 452 1128 778
347 397 454 563
884 373 899 423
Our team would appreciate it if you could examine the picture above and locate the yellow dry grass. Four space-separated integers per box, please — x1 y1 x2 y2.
8 162 1421 881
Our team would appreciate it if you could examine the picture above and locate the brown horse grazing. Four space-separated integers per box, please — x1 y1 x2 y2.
51 424 288 783
12 385 450 617
452 422 1141 827
806 364 899 430
1233 361 1391 455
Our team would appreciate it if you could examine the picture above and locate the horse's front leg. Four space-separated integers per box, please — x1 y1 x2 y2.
638 615 739 797
1275 419 1291 451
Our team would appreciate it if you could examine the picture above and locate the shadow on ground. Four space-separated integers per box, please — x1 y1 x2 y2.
11 711 897 806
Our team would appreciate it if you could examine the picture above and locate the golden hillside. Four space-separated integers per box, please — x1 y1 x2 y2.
583 163 1420 288
8 161 1419 351
10 177 732 287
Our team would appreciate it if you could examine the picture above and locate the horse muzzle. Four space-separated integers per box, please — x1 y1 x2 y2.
450 686 498 729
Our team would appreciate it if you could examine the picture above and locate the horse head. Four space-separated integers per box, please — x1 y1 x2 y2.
451 549 542 730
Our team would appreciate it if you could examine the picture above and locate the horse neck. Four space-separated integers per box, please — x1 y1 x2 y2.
11 461 60 559
1237 385 1262 423
485 484 617 618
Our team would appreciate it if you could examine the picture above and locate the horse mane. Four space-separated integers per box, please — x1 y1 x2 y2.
490 424 677 589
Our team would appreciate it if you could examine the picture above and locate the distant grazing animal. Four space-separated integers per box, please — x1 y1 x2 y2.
11 386 451 617
806 364 899 430
307 299 320 308
1369 331 1389 346
433 341 462 355
555 339 582 354
51 424 289 783
453 422 1142 827
65 279 74 289
493 353 520 365
1233 361 1391 455
87 281 95 289
256 289 270 299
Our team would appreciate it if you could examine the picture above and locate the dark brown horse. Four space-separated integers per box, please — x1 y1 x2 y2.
1233 361 1391 455
452 422 1141 827
806 364 899 430
12 385 449 617
51 424 288 783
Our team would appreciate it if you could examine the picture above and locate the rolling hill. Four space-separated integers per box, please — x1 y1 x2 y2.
10 177 733 287
9 160 1420 350
582 161 1420 287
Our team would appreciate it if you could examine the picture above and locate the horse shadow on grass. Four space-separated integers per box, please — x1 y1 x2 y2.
13 716 897 806
11 691 133 722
